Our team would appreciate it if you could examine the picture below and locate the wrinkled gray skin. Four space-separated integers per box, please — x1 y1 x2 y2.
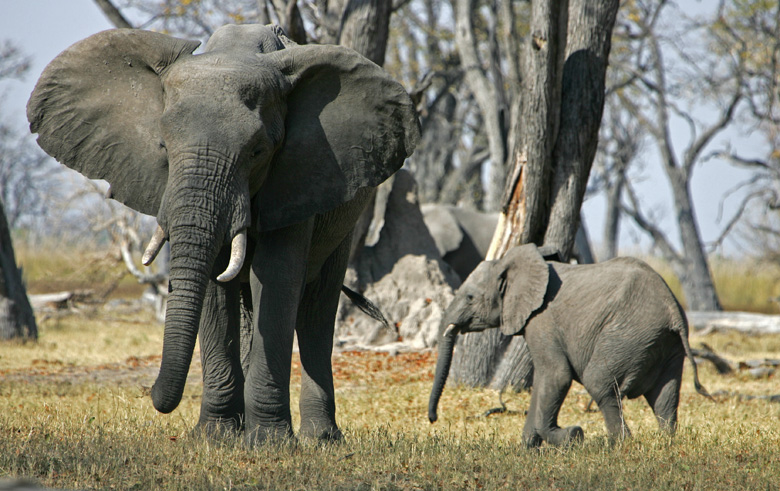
28 25 419 446
429 244 710 447
420 204 498 282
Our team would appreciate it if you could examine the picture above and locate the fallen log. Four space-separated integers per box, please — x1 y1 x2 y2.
691 343 735 375
687 311 780 335
29 290 95 310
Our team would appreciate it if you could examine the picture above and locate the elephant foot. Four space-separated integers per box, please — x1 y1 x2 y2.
523 432 543 449
298 420 343 444
244 422 295 448
190 417 243 443
565 425 585 444
607 426 632 446
544 426 584 447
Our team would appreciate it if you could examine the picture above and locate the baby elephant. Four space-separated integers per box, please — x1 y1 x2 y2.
428 244 710 447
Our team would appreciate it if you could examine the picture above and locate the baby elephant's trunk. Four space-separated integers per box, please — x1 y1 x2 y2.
428 324 459 423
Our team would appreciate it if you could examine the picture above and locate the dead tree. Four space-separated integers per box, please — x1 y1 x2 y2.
450 0 620 391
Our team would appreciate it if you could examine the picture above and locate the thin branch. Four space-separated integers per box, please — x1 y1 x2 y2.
92 0 135 29
708 189 768 251
621 179 681 263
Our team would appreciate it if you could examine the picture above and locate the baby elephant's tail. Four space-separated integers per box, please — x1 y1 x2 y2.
677 320 713 400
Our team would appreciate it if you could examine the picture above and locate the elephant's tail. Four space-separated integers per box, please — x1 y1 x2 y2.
677 319 713 401
341 285 394 334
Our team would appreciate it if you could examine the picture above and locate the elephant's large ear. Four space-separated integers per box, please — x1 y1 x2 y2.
497 244 549 336
27 29 200 216
255 45 421 230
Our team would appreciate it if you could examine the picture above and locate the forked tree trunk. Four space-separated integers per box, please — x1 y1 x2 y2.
0 200 37 341
449 0 619 392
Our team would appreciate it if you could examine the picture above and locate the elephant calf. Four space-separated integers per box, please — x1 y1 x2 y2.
428 244 711 447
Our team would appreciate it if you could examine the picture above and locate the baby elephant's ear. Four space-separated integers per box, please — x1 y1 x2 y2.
498 244 550 336
27 29 200 217
255 44 421 231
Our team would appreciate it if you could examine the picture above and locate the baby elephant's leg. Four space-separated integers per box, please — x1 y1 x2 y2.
582 367 631 443
525 363 583 447
644 352 684 434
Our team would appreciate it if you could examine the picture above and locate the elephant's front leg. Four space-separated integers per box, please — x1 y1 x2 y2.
295 234 352 442
245 219 314 446
195 262 245 438
523 336 583 447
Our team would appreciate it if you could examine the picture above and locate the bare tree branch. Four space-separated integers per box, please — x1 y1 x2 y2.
93 0 135 28
621 179 680 263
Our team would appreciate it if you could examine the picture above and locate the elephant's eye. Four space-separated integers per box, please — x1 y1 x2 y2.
251 138 268 158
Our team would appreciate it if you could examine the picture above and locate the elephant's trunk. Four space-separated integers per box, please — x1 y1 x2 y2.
150 152 250 414
151 207 220 413
428 323 459 423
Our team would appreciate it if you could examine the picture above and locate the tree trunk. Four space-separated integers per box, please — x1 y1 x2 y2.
667 169 722 311
339 0 392 66
543 0 618 258
449 0 619 391
602 163 625 260
454 0 508 211
0 200 37 341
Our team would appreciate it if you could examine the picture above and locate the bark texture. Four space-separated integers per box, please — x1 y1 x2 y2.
0 200 37 340
339 0 392 66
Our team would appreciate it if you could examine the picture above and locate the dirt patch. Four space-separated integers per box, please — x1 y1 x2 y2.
0 349 435 392
0 354 200 388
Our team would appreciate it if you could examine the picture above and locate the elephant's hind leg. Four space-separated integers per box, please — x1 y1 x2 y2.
644 351 684 435
582 368 631 443
295 235 352 442
194 269 245 439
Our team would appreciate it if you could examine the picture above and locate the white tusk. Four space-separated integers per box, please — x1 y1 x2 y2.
443 323 458 337
142 225 167 266
217 230 247 282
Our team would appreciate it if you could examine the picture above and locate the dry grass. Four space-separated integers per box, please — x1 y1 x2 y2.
644 256 780 314
3 245 779 489
1 306 779 490
15 244 146 299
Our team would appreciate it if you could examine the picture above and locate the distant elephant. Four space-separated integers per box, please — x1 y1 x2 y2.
28 24 419 445
428 244 710 447
420 204 498 281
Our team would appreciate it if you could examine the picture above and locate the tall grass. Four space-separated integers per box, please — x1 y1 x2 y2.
638 255 780 314
1 309 779 489
15 240 147 299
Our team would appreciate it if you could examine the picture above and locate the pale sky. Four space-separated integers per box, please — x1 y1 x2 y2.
0 0 758 258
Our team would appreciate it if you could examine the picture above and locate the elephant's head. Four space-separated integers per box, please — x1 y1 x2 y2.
28 24 420 414
428 244 549 422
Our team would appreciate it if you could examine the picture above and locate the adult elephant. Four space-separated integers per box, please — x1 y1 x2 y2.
28 24 420 445
420 204 498 282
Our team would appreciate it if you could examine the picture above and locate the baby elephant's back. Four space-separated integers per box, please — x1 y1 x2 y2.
546 257 687 398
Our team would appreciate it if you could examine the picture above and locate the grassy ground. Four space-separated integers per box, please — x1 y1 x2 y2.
4 244 780 489
1 305 779 490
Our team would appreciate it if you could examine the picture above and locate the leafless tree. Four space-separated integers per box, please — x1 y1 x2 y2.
707 0 780 260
